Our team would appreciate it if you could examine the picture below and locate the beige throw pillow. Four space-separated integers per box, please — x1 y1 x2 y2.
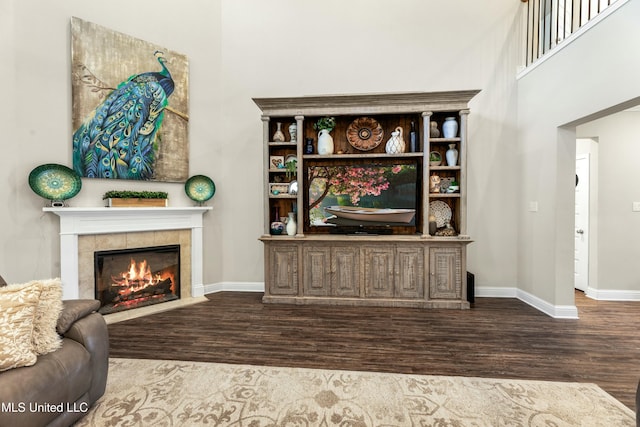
0 282 41 372
31 278 63 355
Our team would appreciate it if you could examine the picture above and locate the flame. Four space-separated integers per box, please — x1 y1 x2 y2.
110 258 176 299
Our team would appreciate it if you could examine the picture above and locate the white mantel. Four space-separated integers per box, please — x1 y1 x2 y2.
44 207 212 300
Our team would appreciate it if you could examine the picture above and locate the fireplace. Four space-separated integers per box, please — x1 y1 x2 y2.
94 244 181 315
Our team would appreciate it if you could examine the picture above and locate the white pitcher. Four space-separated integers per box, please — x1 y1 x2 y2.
317 129 334 155
385 126 406 154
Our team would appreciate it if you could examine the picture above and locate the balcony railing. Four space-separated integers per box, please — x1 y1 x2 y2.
524 0 620 66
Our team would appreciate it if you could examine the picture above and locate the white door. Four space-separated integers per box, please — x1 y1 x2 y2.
574 154 590 292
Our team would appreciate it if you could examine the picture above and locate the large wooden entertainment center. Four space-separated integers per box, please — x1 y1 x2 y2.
254 91 479 309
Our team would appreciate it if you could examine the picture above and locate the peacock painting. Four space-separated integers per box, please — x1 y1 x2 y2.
73 52 174 180
71 17 189 182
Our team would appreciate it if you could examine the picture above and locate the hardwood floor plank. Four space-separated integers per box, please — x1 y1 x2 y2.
107 291 640 410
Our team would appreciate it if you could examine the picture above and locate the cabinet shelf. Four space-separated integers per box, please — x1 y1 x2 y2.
429 193 461 198
268 141 297 146
304 152 424 160
269 168 296 173
269 194 297 199
429 166 461 171
431 138 461 143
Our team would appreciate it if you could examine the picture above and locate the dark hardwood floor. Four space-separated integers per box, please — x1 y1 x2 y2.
108 290 640 410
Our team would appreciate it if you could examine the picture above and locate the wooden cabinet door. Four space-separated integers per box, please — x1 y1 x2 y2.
303 246 331 296
395 246 425 299
331 246 360 297
268 245 298 295
364 246 394 298
429 247 462 299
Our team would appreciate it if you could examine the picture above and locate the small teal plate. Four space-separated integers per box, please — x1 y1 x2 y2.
184 175 216 202
28 164 82 201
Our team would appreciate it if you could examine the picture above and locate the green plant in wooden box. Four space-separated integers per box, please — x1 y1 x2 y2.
103 190 168 207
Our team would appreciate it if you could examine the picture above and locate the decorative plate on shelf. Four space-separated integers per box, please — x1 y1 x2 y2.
184 175 216 203
429 200 452 228
28 163 82 202
285 154 297 165
346 117 384 151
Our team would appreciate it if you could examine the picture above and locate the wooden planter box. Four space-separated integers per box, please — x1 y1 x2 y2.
106 198 168 208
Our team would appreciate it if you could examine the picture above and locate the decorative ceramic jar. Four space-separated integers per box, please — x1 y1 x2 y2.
270 220 285 235
286 212 297 236
446 143 458 166
273 122 285 142
385 126 406 154
429 121 440 138
305 138 314 154
270 206 285 235
442 117 458 138
317 129 334 155
288 122 297 143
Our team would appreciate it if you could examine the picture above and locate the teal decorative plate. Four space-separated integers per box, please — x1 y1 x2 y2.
28 164 82 201
184 175 216 202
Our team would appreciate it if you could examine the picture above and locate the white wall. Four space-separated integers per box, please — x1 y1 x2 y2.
218 0 523 286
2 0 522 295
517 0 640 307
577 112 640 293
1 0 223 283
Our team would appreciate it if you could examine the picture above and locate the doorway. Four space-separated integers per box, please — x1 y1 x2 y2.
574 152 590 292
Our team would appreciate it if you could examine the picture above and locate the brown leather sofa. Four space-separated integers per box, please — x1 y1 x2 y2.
0 276 109 427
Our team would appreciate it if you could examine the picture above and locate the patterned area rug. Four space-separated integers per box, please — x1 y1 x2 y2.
75 358 635 427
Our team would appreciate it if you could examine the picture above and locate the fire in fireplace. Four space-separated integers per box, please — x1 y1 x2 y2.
94 244 180 314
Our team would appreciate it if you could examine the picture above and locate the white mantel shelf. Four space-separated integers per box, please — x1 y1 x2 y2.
44 206 212 300
44 207 212 235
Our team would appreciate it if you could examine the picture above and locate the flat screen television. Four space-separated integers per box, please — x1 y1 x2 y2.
305 159 420 235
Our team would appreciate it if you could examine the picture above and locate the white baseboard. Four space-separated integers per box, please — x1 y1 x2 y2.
475 286 518 298
202 282 265 295
476 286 578 319
199 282 640 319
516 289 579 319
585 287 640 301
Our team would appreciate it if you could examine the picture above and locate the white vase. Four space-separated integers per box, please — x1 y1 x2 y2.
442 117 458 138
273 122 285 142
317 129 334 155
385 126 406 154
446 144 458 166
286 212 297 236
288 122 297 143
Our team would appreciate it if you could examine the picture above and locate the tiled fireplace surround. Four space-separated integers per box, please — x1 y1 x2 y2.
45 207 211 318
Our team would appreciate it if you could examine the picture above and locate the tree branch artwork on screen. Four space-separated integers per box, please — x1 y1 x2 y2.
307 161 418 234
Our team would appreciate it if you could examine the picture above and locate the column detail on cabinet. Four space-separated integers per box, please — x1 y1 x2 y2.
294 115 304 236
458 110 469 237
421 112 433 238
261 116 272 236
